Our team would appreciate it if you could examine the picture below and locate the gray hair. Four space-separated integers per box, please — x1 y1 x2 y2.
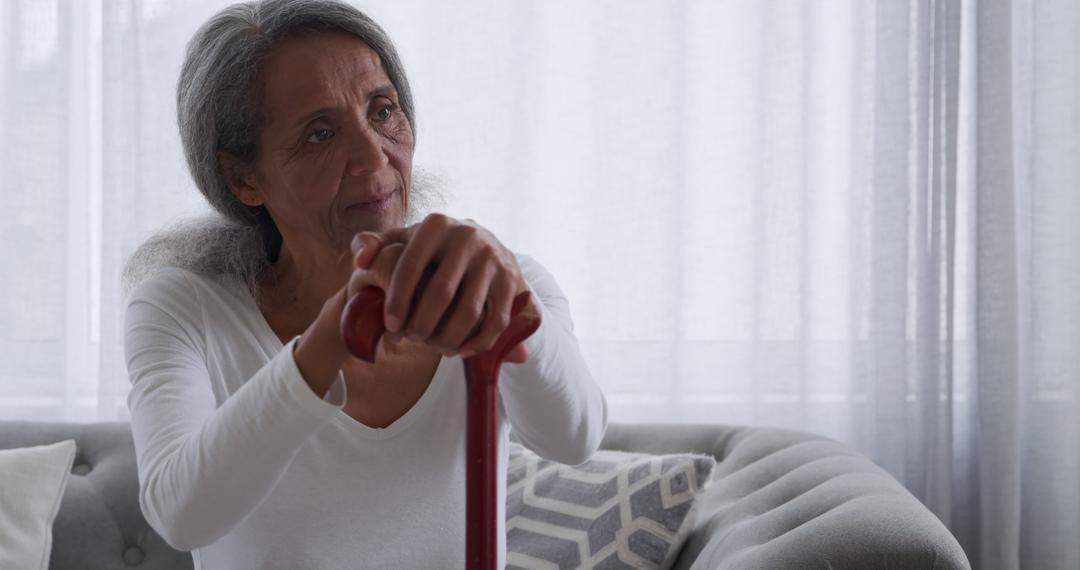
122 0 442 300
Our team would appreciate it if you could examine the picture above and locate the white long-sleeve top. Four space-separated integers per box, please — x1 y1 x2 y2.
123 253 607 569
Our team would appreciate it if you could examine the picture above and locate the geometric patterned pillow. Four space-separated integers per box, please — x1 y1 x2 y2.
506 442 716 569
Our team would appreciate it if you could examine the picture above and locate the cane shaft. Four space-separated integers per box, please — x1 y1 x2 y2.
342 286 540 570
464 365 499 570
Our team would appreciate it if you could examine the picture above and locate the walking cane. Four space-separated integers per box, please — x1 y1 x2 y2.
341 286 541 570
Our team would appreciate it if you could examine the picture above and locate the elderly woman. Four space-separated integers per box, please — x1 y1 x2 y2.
121 0 607 567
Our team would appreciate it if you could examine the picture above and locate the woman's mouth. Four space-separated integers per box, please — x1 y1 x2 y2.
347 190 395 213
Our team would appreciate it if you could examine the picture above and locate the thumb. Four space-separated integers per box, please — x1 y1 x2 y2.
351 232 392 269
352 225 417 268
503 342 529 364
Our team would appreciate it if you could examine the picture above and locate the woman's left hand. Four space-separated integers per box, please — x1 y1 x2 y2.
350 214 530 361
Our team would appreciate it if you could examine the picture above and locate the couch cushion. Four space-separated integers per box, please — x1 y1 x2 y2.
505 442 715 569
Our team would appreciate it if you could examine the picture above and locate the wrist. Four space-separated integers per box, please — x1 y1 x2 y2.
293 290 350 397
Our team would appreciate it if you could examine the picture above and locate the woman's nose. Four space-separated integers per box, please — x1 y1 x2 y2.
346 126 389 176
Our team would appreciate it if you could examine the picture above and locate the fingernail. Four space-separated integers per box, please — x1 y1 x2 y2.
351 234 364 255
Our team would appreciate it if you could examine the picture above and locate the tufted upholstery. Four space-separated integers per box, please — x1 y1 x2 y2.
0 421 968 569
600 423 970 569
0 421 190 569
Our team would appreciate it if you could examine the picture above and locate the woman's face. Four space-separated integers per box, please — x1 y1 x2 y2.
236 32 413 254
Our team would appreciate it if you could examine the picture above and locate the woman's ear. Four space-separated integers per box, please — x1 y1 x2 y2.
217 151 263 207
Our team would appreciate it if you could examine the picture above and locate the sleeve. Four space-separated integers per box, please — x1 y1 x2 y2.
123 269 346 551
498 254 609 465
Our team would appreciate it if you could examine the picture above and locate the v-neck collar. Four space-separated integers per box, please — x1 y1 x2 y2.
234 274 454 440
332 354 453 440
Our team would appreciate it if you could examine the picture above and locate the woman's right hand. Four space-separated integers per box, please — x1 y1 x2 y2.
347 235 405 300
294 236 408 397
341 238 409 357
348 232 432 347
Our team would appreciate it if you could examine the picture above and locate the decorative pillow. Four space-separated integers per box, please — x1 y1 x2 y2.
506 442 716 569
0 439 77 570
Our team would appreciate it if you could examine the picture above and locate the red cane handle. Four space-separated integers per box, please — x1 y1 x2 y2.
340 286 387 362
339 287 542 570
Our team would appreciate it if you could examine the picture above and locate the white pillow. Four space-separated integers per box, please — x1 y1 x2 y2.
0 440 77 570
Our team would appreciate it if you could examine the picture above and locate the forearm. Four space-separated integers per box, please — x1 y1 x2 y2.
498 291 608 465
125 270 350 551
131 337 345 551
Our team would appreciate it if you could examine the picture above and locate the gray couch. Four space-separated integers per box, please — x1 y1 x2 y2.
0 421 969 569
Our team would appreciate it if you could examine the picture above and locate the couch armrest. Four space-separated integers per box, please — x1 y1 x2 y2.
598 423 970 570
0 421 194 570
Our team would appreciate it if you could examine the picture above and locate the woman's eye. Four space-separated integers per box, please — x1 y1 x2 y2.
374 103 395 122
306 128 334 144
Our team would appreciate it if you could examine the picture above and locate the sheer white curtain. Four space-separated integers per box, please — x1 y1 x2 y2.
1 1 1077 567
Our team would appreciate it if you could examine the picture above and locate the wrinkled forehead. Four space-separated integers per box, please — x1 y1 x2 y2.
259 32 389 129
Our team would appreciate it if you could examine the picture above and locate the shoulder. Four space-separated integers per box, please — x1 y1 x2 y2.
127 267 243 308
127 267 199 306
514 253 554 288
124 267 234 336
513 252 569 303
514 252 543 278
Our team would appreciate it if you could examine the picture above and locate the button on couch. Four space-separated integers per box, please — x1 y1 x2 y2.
0 421 969 569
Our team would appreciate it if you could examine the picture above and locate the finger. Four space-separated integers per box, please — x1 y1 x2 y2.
457 266 515 358
347 243 404 298
428 257 497 354
379 224 416 245
368 242 407 289
352 231 393 269
402 236 476 343
383 215 450 332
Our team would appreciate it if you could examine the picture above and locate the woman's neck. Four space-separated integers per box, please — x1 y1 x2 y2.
258 240 351 326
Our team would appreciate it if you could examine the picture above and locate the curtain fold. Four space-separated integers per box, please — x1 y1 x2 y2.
973 3 1023 568
1 1 1077 567
1008 1 1080 568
